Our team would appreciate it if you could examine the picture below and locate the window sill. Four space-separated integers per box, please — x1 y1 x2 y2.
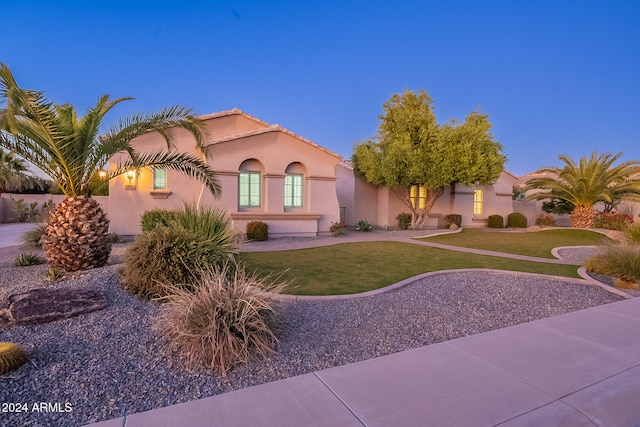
150 190 171 199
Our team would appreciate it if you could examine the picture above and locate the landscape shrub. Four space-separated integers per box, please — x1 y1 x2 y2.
20 222 46 248
623 223 640 244
396 213 412 230
122 217 236 299
154 262 286 377
13 253 46 267
171 204 239 254
11 199 39 222
487 215 504 228
445 214 462 228
535 213 556 227
584 244 640 283
593 211 633 231
140 208 176 233
110 232 122 244
246 221 269 241
507 212 527 228
356 219 372 231
329 221 344 237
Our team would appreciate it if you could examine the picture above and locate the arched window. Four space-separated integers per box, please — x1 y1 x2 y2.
239 159 263 208
284 162 305 208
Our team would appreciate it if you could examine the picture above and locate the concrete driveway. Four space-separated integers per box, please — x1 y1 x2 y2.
0 223 38 248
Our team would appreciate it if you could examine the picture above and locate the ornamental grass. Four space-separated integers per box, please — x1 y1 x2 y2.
154 262 287 377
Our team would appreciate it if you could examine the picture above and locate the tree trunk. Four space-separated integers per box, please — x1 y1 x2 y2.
570 205 596 228
44 196 112 272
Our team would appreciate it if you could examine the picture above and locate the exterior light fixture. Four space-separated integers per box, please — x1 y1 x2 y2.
126 170 135 184
97 169 108 179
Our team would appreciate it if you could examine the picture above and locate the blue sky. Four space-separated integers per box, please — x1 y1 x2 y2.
1 0 639 176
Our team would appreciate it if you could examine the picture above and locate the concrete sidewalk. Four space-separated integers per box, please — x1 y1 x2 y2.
88 297 640 427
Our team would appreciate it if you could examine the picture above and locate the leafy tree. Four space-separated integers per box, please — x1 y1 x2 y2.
0 148 41 195
524 152 640 228
0 63 221 272
541 196 575 215
352 89 505 228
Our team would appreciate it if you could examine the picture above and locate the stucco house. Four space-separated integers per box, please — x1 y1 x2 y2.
108 109 342 237
336 160 518 229
108 109 518 236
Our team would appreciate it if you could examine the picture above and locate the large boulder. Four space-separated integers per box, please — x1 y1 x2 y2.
0 288 108 329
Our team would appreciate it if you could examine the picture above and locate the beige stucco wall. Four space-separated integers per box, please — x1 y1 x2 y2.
335 169 518 229
109 111 341 237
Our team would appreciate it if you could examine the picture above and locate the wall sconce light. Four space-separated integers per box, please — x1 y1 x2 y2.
97 169 108 179
125 170 136 190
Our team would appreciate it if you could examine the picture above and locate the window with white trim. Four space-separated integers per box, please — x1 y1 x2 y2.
153 167 167 190
284 174 303 208
239 171 260 207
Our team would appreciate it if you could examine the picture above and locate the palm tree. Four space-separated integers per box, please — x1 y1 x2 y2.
524 152 640 228
0 63 221 272
0 148 42 195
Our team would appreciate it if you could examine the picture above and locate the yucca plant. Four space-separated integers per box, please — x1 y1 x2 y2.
20 222 46 248
524 152 640 228
13 252 46 267
0 63 221 272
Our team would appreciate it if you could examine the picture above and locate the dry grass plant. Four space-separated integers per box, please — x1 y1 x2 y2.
20 222 47 248
623 223 640 245
154 262 287 377
585 243 640 283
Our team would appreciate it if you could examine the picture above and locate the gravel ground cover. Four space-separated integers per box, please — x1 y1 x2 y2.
0 243 626 426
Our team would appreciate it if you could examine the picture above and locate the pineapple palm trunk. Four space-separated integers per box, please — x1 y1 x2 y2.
570 205 596 228
44 196 111 272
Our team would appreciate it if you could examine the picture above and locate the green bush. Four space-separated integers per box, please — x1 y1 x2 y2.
445 214 462 228
507 212 527 228
11 199 39 222
246 221 269 241
13 253 46 267
356 219 372 231
593 212 633 231
396 213 412 230
584 244 640 282
140 209 176 233
487 215 504 228
0 342 29 375
154 262 286 376
122 226 230 299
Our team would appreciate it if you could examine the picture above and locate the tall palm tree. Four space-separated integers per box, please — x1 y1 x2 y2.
0 148 42 195
0 63 221 272
524 152 640 228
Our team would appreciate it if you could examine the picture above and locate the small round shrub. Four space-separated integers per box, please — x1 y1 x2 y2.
122 226 229 299
329 221 344 237
154 262 286 377
594 212 633 231
0 342 29 375
356 219 372 232
13 253 46 267
246 221 268 241
140 208 176 233
507 212 527 228
397 213 412 230
487 215 504 228
446 214 462 228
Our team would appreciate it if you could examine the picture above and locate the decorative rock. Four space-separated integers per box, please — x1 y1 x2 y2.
606 230 624 241
0 288 108 329
449 223 459 230
526 225 540 232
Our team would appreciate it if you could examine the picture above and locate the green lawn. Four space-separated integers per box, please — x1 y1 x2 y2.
420 228 609 258
240 241 581 296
